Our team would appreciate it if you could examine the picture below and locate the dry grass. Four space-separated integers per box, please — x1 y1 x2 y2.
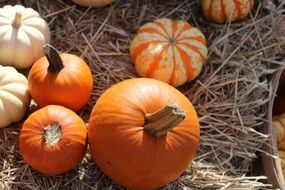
1 0 285 189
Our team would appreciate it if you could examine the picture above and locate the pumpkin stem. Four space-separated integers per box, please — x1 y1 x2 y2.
43 123 62 146
169 39 177 45
144 104 185 137
12 12 22 28
43 44 64 73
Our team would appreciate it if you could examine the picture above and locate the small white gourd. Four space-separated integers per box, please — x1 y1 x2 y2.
0 5 50 69
0 65 31 127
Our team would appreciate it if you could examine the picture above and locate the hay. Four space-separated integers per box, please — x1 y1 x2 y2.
1 0 285 189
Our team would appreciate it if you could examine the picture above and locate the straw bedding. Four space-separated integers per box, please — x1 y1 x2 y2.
1 0 285 189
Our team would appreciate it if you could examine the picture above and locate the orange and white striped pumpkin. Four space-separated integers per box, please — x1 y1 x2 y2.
200 0 254 24
130 18 208 87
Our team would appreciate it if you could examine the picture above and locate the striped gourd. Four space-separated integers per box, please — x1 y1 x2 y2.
130 18 207 87
200 0 254 24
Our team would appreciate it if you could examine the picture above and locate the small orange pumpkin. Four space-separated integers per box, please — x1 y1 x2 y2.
19 105 87 175
130 18 208 87
28 44 93 111
200 0 254 24
88 78 200 190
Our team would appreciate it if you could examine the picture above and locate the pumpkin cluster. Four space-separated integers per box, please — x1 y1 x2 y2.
0 4 93 176
20 43 93 174
0 0 256 189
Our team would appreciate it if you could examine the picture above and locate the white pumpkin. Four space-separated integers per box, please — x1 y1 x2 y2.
72 0 116 7
0 65 31 127
0 5 50 69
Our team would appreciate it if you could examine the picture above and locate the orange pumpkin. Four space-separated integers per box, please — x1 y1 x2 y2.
130 18 208 87
19 105 87 175
88 78 200 190
28 44 93 111
200 0 254 24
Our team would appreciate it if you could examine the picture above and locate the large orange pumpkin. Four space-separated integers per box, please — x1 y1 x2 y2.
88 78 200 190
200 0 254 24
19 105 87 176
28 44 93 111
130 18 208 87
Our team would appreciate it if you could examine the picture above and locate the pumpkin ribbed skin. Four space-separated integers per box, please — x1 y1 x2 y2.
28 53 93 111
0 65 30 127
130 18 207 87
200 0 254 24
19 105 87 175
88 78 200 190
